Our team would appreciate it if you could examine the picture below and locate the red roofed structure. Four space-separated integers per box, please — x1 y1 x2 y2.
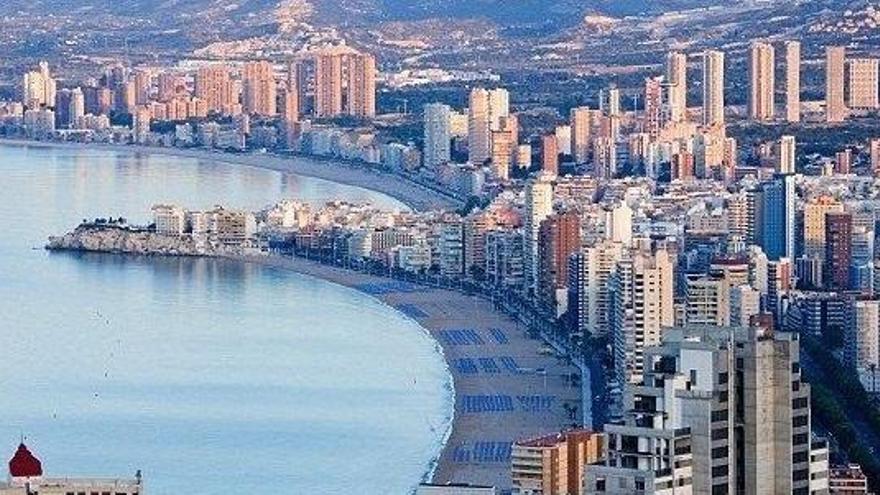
8 443 42 478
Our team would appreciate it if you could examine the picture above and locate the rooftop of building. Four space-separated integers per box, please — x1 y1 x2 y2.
514 428 599 448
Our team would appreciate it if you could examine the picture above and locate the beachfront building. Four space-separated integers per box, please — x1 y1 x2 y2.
152 204 187 235
588 323 829 495
0 443 143 495
511 429 603 495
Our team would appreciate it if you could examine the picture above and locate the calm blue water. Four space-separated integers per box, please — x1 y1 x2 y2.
0 144 453 493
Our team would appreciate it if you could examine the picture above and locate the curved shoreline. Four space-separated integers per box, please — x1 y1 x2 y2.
30 140 582 491
0 138 462 213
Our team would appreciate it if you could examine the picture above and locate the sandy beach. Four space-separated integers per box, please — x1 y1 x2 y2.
249 255 583 490
0 138 462 212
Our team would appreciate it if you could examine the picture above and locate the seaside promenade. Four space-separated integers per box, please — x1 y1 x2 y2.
252 254 583 490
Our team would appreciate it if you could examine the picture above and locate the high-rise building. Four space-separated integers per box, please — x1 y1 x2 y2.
846 299 880 373
315 50 343 118
703 50 725 127
488 88 509 131
776 135 796 174
667 51 687 123
242 61 277 116
803 196 843 261
760 174 796 261
593 137 617 180
785 41 801 122
538 211 581 313
603 87 621 117
523 177 554 295
133 69 152 106
825 211 852 290
424 103 451 170
69 87 85 127
571 107 592 164
195 65 234 114
468 88 491 165
541 134 559 177
605 202 633 247
156 72 181 102
643 76 664 138
22 61 56 109
54 89 73 129
748 41 775 121
610 249 675 384
587 324 826 495
871 138 880 176
490 116 515 180
345 52 376 118
826 46 847 122
848 58 879 110
512 429 604 495
568 242 626 338
685 273 729 326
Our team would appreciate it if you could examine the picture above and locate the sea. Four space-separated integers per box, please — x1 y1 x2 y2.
0 143 453 494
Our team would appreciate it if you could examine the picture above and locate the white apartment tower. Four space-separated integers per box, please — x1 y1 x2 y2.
610 249 675 384
423 103 451 170
523 177 554 295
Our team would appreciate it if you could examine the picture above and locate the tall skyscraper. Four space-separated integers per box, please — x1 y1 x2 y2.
760 174 796 261
826 46 847 122
423 103 451 170
133 69 152 106
748 41 775 121
490 116 516 180
587 324 826 495
315 50 343 118
776 135 796 174
488 88 509 131
23 61 56 109
871 138 880 176
345 52 376 118
846 300 880 373
610 249 674 384
667 51 687 123
785 41 801 122
643 76 664 138
537 211 581 313
541 134 559 177
570 107 592 164
468 88 491 165
568 241 626 338
703 50 725 127
523 177 554 295
242 61 277 116
69 87 85 127
825 211 853 290
803 196 843 261
593 137 617 180
848 58 879 110
603 87 620 117
196 65 234 114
